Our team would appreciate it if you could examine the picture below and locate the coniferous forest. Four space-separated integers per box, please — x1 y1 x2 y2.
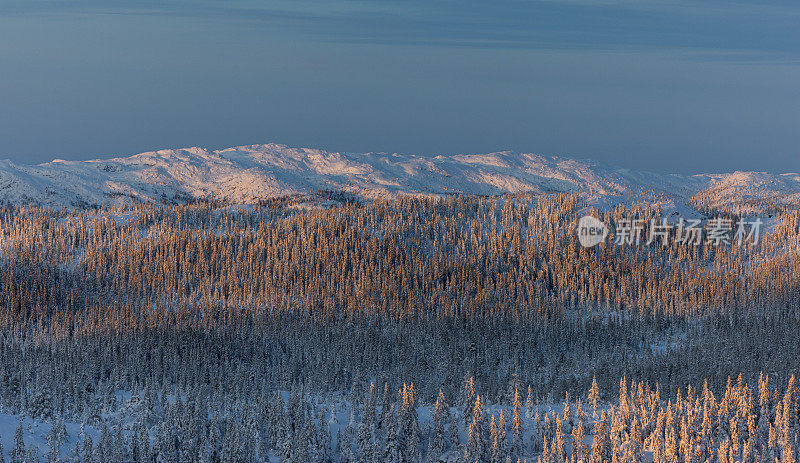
1 193 799 462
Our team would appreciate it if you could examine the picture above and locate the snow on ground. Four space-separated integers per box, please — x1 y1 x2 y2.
0 143 798 214
0 392 613 462
0 413 99 462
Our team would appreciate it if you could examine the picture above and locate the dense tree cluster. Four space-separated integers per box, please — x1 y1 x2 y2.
4 372 800 463
2 194 798 323
0 195 798 460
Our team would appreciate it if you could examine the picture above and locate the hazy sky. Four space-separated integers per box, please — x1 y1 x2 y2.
0 0 798 173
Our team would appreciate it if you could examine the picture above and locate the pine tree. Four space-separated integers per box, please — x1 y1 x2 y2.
278 417 293 463
407 423 421 463
464 395 485 463
552 416 565 463
572 417 586 462
588 376 600 418
384 409 400 463
113 426 127 463
221 421 245 463
357 424 372 463
11 424 24 463
490 414 500 463
46 424 60 463
447 421 460 453
427 391 447 463
526 386 535 419
81 433 93 463
95 425 113 463
511 389 524 458
462 377 476 428
497 410 508 460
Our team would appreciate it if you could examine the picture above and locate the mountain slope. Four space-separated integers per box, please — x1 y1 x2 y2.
0 143 797 213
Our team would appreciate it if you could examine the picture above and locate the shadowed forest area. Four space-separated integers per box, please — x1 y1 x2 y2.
0 194 799 461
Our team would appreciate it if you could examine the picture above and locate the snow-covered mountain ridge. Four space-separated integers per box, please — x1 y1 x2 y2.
0 143 798 213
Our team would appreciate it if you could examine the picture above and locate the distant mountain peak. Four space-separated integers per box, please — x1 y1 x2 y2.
0 142 797 214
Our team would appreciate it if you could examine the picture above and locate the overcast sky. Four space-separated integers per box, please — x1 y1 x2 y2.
0 0 798 173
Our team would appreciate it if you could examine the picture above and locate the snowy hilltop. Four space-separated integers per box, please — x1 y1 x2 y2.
0 143 798 213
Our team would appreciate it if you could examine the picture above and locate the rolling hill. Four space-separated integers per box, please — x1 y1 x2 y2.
0 143 797 214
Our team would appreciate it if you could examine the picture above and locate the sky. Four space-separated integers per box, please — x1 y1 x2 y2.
0 0 798 174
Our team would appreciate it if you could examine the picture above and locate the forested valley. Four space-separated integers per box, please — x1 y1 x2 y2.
0 193 799 462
